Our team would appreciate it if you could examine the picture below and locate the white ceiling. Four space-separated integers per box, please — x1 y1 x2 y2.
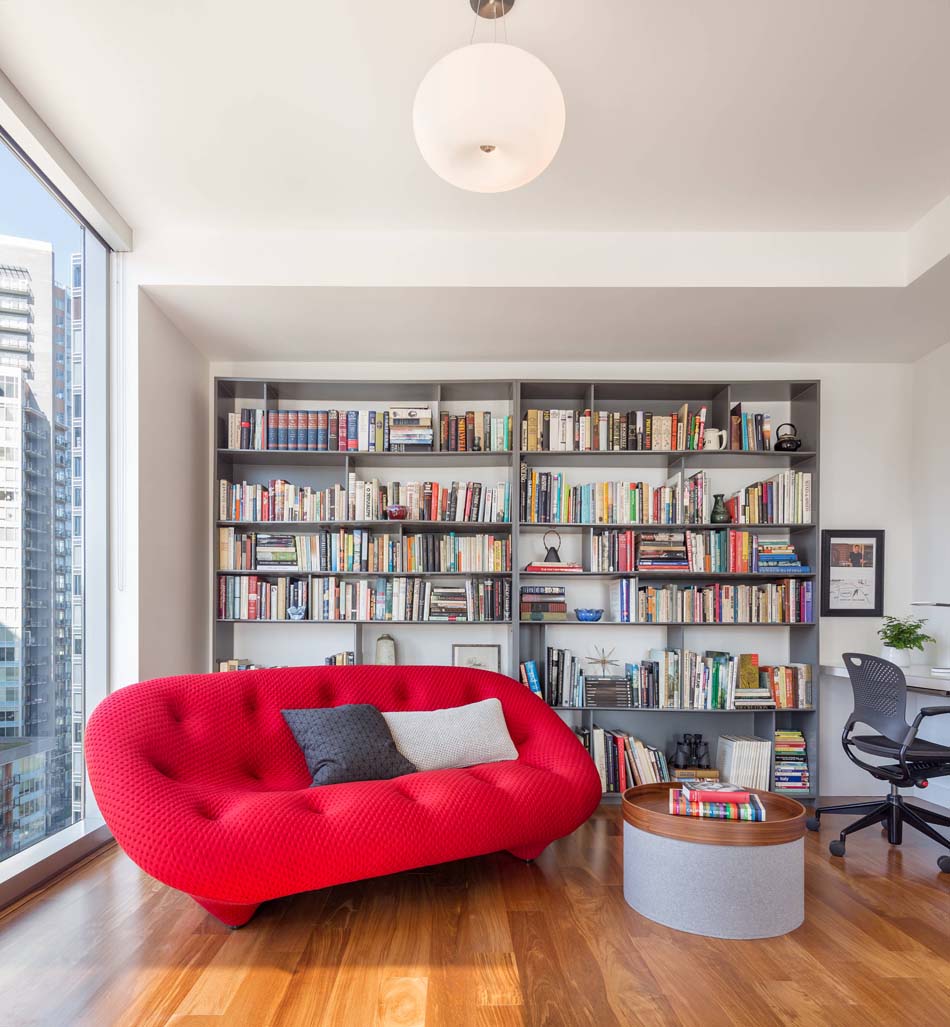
2 0 950 234
146 253 950 363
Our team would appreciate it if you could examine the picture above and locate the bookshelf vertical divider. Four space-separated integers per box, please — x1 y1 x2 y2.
212 376 820 801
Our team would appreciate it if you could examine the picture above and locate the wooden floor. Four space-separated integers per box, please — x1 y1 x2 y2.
0 803 948 1027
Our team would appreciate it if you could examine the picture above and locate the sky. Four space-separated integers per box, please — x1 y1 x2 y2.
0 138 83 286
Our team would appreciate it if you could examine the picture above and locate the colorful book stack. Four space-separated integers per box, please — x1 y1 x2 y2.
521 404 709 452
521 585 567 621
388 407 433 452
773 730 810 792
439 411 513 452
584 676 633 709
669 781 768 821
636 533 690 570
755 541 810 573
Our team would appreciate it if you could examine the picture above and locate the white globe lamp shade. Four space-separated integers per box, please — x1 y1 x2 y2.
413 43 565 193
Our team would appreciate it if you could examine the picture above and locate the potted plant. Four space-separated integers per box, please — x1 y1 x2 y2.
878 615 936 668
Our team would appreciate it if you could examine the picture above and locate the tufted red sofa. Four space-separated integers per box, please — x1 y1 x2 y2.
85 665 601 926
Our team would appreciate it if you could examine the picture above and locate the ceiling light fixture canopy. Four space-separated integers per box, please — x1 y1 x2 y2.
413 0 565 194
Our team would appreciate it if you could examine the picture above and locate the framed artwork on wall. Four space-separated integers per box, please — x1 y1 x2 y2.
820 530 885 617
451 644 502 674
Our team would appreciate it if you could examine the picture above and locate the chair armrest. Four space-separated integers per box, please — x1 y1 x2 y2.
918 706 950 717
901 706 950 772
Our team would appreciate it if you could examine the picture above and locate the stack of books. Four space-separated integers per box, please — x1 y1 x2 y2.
217 659 272 672
388 407 434 452
716 735 772 791
756 541 810 573
774 730 810 792
637 533 690 571
521 585 567 621
670 767 720 783
253 534 299 570
669 781 767 821
584 676 633 708
731 654 776 709
523 559 583 573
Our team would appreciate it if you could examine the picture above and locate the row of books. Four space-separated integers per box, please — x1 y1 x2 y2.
218 528 511 574
216 659 271 672
226 407 434 452
219 475 511 524
632 579 814 624
521 470 683 525
729 404 773 452
716 735 772 791
325 650 357 666
591 530 808 574
579 727 672 793
521 405 709 452
520 585 567 622
218 575 511 622
774 730 810 791
725 470 812 524
439 412 513 452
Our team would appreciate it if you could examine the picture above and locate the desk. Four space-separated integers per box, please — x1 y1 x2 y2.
821 664 950 698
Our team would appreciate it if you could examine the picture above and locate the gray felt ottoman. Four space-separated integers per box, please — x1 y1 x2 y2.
622 783 806 940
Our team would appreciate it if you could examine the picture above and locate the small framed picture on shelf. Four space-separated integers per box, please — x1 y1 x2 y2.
820 530 885 617
452 643 502 674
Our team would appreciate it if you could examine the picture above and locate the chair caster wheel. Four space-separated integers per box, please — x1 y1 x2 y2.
806 816 820 832
829 840 846 857
938 855 950 874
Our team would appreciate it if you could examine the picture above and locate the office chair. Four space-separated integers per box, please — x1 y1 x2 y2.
807 653 950 872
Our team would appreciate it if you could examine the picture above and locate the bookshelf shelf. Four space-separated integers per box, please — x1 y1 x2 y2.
217 519 513 531
551 706 816 713
218 449 513 468
217 570 512 578
213 375 820 797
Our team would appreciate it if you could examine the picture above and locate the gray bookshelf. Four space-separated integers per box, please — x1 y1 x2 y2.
212 376 820 800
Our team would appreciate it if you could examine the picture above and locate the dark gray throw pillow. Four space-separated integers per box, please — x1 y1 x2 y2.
281 704 417 786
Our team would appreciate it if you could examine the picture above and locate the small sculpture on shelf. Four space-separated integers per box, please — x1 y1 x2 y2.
287 605 307 621
710 494 731 524
585 646 618 673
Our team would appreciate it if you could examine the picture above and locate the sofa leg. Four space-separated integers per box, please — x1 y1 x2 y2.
191 896 261 928
507 842 547 862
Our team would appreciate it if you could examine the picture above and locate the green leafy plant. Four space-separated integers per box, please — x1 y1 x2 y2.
878 615 936 652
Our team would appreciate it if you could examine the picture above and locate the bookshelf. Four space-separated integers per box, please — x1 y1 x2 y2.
212 376 820 801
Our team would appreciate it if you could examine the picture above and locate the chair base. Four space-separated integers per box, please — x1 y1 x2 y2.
809 787 950 871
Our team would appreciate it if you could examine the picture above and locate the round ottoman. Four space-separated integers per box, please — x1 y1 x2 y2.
622 783 807 940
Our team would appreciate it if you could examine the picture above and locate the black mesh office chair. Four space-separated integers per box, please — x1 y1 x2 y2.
808 653 950 872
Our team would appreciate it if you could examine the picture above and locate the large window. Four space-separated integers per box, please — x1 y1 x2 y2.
0 135 107 869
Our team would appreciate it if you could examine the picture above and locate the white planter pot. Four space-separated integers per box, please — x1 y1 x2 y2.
880 646 912 668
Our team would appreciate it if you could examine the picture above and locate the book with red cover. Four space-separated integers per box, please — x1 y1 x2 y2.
680 781 752 804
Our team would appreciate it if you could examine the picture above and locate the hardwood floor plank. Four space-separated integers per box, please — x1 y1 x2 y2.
0 801 947 1027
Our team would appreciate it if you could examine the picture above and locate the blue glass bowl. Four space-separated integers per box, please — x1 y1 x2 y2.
574 608 604 622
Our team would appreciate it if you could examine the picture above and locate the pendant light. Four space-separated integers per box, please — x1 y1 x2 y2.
413 0 565 193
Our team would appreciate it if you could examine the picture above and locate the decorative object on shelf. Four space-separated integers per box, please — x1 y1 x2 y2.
774 423 803 452
287 604 307 622
671 733 709 770
413 0 565 194
452 643 502 674
877 615 936 669
386 504 409 521
820 529 885 617
542 529 563 563
585 646 618 674
574 608 604 623
375 633 397 665
695 740 711 770
710 494 731 524
703 428 728 451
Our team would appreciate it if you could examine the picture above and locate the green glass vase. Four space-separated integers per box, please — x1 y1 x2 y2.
710 494 731 524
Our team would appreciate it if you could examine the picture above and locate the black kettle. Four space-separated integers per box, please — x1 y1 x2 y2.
774 423 802 452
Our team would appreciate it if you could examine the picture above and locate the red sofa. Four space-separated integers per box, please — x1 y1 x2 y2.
86 665 601 926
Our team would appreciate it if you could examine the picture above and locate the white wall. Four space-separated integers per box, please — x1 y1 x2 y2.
911 340 950 808
137 291 210 680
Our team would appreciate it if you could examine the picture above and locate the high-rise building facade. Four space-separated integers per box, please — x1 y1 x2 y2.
0 236 77 857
